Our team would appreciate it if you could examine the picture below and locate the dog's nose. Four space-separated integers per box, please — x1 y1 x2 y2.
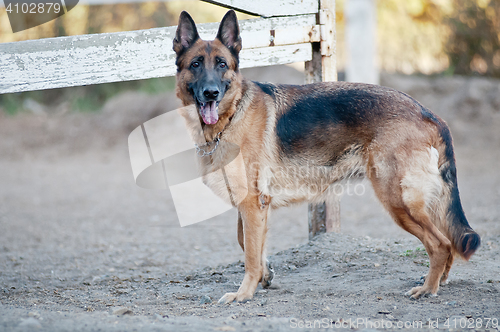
203 88 219 99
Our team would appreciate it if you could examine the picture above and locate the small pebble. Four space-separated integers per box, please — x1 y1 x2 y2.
199 295 212 304
111 307 133 316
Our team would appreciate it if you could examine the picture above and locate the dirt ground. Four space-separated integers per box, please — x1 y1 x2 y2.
0 67 499 331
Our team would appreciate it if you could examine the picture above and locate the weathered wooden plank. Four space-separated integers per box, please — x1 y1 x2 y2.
205 14 316 33
0 0 316 11
325 193 341 233
320 0 337 82
0 15 316 94
201 0 318 17
241 43 312 69
0 0 174 6
241 25 320 49
308 203 326 240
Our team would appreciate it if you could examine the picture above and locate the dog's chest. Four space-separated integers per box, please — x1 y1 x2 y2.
199 142 249 206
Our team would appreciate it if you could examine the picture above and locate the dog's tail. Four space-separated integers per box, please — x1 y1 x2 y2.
434 116 480 260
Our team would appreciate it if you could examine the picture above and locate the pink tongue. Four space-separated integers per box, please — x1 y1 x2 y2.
200 101 218 125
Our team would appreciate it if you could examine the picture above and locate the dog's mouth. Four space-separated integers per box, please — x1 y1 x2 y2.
198 100 219 125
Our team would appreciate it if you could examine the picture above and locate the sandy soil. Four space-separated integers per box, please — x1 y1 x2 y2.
0 68 499 331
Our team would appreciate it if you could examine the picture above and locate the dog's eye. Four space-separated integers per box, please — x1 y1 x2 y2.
219 62 227 69
191 62 200 69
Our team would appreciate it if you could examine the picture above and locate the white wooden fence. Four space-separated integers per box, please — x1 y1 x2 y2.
0 0 338 238
0 0 323 93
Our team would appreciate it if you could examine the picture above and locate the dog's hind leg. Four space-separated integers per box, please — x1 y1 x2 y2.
440 253 454 285
390 207 452 298
369 146 452 299
421 251 454 286
259 195 273 288
237 212 244 252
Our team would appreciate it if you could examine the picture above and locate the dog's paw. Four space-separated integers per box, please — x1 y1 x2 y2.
218 291 253 304
440 275 450 286
261 260 274 289
218 292 238 304
405 286 438 299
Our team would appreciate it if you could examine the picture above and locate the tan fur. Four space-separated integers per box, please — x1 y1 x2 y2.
174 10 478 303
179 80 466 301
365 121 457 297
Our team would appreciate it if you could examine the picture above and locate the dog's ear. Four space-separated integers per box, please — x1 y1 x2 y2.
173 11 200 55
216 10 242 55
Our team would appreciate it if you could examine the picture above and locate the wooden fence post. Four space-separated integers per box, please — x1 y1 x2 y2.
306 0 340 240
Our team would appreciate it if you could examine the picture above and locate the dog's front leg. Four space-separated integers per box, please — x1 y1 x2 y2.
219 194 269 303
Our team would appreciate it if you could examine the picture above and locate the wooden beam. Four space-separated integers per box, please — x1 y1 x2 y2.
325 193 341 233
0 15 317 94
0 0 178 6
308 202 326 238
319 0 337 82
307 0 340 240
201 0 319 17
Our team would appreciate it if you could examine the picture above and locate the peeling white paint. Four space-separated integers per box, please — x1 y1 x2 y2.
0 15 316 93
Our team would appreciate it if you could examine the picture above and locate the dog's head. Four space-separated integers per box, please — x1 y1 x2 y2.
173 10 242 125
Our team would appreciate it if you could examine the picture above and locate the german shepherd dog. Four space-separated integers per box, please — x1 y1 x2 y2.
173 10 480 303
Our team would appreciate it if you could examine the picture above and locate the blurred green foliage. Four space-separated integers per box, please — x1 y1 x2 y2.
375 0 500 76
375 0 451 75
445 0 500 76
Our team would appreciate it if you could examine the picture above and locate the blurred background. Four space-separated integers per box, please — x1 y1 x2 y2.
1 0 499 113
0 0 499 274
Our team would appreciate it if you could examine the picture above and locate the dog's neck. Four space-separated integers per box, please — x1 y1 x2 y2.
202 79 250 142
